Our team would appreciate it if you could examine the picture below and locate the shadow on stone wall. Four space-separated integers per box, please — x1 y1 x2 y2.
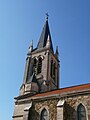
28 105 39 120
64 102 76 120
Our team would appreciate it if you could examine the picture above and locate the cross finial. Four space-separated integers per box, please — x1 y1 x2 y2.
46 13 49 20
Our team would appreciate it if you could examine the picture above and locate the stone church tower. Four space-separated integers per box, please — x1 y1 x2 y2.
13 17 90 120
20 16 60 96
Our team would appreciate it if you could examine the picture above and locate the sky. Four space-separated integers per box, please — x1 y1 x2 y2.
0 0 90 120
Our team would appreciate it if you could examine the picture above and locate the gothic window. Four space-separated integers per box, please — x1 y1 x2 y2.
37 57 42 74
53 62 56 80
50 59 53 78
40 108 48 120
77 104 86 120
33 57 43 75
33 58 37 75
26 58 31 82
50 59 56 81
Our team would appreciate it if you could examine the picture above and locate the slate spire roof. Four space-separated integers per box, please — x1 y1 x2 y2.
37 18 54 52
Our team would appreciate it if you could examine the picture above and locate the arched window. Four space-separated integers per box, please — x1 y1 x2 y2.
50 59 53 78
40 108 48 120
37 57 42 74
53 62 56 80
26 58 31 82
77 104 86 120
50 60 56 81
33 58 37 75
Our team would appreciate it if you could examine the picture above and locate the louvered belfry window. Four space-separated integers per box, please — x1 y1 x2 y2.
50 59 53 78
26 58 31 82
33 58 37 75
37 57 42 74
53 62 56 80
50 59 56 81
33 57 42 75
77 104 86 120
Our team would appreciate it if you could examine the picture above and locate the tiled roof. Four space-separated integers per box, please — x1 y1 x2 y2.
31 83 90 99
15 83 90 100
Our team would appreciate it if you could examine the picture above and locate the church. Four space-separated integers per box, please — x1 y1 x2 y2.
12 16 90 120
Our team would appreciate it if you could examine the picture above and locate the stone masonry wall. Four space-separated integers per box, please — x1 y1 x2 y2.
34 98 59 120
13 93 90 120
64 94 90 120
33 94 90 120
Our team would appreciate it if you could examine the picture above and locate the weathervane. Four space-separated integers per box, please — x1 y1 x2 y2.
46 13 49 20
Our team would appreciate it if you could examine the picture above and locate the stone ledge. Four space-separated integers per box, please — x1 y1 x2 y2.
12 115 23 118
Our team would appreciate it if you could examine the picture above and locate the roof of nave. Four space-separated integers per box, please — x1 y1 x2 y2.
30 83 90 99
15 83 90 100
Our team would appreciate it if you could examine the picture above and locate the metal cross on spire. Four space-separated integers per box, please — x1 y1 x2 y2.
46 13 49 20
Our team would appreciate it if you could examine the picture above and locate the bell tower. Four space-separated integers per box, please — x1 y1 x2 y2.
20 16 60 95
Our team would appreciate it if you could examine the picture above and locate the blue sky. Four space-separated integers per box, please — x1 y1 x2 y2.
0 0 90 120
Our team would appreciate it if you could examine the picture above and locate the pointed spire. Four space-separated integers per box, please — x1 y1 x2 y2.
37 15 54 52
46 13 49 21
46 34 51 48
28 40 33 53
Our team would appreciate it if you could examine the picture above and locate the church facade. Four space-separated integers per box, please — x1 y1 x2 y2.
13 17 90 120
